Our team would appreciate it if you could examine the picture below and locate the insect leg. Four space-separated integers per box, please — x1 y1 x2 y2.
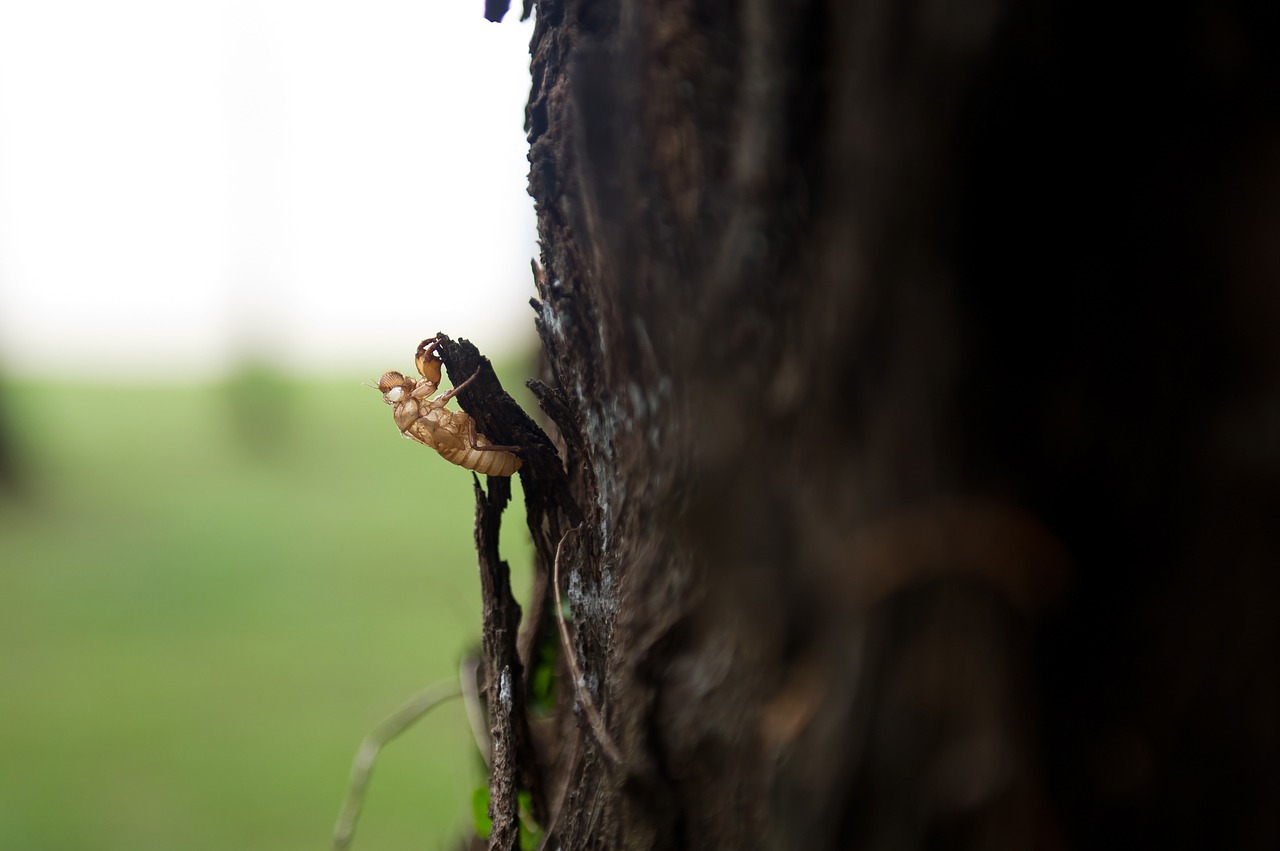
464 417 520 454
436 367 484 403
414 338 443 386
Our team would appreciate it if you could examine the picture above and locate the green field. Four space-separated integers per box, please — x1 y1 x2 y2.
0 366 535 850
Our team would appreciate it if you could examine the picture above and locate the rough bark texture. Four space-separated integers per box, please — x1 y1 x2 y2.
469 1 1280 849
430 334 579 847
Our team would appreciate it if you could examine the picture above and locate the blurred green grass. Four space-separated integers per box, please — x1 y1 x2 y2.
0 363 535 850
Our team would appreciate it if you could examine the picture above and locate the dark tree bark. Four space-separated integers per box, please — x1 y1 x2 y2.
465 1 1280 849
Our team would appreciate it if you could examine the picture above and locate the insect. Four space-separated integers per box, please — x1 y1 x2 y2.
377 338 522 476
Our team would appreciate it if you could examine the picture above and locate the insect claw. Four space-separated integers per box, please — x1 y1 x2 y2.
414 338 443 386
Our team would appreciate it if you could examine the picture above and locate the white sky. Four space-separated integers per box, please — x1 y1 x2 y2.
0 0 538 378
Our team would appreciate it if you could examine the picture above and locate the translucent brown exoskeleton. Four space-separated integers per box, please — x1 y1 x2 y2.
377 338 522 476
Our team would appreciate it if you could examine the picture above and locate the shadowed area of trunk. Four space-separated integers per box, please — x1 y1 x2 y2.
463 1 1280 848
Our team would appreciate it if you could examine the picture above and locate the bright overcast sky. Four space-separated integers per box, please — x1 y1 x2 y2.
0 1 537 378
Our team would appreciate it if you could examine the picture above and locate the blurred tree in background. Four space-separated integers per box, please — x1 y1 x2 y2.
0 391 18 490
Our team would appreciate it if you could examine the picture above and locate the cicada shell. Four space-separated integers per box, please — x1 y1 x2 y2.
377 340 522 476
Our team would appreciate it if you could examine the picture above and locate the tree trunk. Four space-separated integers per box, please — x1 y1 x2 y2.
466 1 1280 848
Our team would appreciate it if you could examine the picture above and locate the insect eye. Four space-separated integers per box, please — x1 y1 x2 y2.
387 387 404 402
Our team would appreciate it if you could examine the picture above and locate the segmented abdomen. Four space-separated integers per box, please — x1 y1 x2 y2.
440 446 522 476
